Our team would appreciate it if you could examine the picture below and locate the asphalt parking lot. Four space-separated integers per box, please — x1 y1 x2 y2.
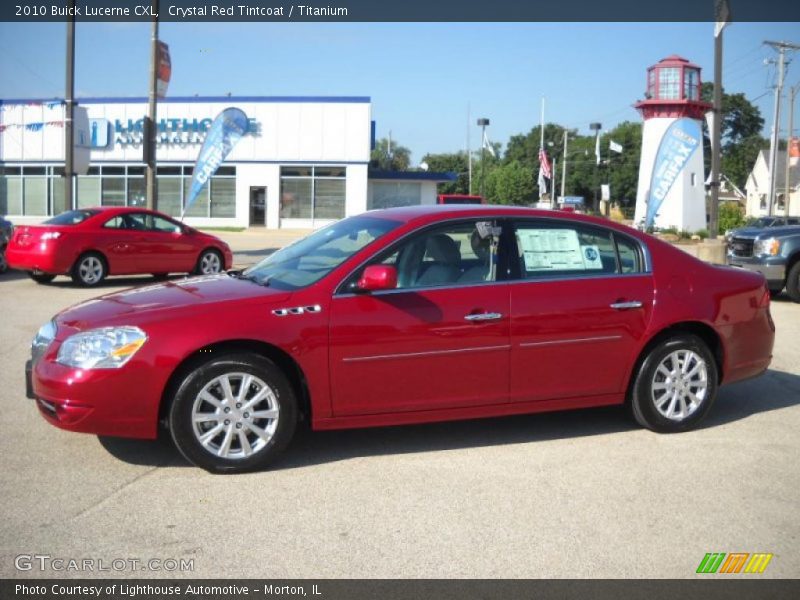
0 231 798 579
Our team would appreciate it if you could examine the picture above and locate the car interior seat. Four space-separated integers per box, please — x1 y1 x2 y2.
415 234 461 286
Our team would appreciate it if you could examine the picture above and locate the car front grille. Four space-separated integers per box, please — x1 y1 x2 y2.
729 237 754 258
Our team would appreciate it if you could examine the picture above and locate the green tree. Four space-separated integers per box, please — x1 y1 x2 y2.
371 137 411 171
602 121 642 207
484 161 535 205
420 151 469 194
701 82 768 189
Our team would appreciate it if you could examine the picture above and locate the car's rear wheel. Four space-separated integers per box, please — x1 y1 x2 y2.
71 252 107 286
786 261 800 303
169 353 297 473
28 271 56 284
195 249 223 275
630 334 718 433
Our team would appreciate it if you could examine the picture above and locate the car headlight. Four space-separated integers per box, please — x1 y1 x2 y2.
57 326 147 369
32 320 57 362
753 237 781 256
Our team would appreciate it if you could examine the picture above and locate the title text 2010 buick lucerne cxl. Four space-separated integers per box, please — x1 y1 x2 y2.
26 206 775 473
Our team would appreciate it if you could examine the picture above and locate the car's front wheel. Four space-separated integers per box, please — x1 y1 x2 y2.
0 247 8 274
195 249 223 275
71 252 107 286
169 353 297 473
629 334 718 433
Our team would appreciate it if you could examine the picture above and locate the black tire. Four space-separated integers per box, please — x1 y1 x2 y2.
629 334 718 433
786 261 800 303
168 353 297 473
769 288 783 299
70 252 107 286
28 271 56 284
0 247 8 274
195 248 223 275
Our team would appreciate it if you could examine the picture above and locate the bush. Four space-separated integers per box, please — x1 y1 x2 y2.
695 229 709 240
719 203 746 232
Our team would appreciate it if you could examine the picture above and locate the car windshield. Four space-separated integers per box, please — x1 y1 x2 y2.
242 215 401 290
43 210 99 226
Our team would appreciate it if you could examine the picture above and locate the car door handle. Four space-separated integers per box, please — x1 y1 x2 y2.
464 312 504 322
610 300 643 310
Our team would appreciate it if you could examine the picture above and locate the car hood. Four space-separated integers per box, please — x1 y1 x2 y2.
56 274 292 331
731 225 800 239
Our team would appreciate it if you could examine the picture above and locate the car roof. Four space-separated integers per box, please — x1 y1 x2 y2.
368 204 639 233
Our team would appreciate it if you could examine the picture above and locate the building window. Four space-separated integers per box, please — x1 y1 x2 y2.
658 67 680 100
647 68 656 98
210 177 235 218
369 182 422 209
684 68 700 101
280 166 346 221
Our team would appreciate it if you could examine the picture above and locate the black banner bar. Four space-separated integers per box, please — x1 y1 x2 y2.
3 579 800 600
2 0 800 22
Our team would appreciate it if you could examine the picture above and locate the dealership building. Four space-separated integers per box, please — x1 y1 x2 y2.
0 96 453 228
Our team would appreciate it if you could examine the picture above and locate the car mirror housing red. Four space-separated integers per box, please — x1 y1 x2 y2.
357 265 397 292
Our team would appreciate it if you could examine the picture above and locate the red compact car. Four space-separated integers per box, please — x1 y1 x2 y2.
6 207 233 286
26 206 774 473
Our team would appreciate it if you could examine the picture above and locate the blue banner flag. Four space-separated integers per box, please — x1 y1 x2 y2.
183 107 249 218
645 118 701 229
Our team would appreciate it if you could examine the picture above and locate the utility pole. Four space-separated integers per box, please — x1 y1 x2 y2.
590 122 602 213
64 0 75 210
467 103 472 195
145 0 159 210
708 18 725 239
784 83 798 217
477 118 490 198
560 129 568 199
764 40 800 216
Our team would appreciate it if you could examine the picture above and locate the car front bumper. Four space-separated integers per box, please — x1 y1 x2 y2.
27 352 164 440
726 255 786 288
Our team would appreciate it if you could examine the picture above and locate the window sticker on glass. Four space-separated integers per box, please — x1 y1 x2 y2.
517 229 601 271
580 245 603 270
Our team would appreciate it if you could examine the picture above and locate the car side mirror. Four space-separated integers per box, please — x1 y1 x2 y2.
356 265 397 292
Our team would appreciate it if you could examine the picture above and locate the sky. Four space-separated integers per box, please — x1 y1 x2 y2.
0 21 798 163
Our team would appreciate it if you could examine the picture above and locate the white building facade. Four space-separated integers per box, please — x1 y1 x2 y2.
745 149 799 218
0 95 448 228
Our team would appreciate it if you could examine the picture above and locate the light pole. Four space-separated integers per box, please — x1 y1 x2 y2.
145 0 159 210
64 0 75 210
590 122 602 212
477 118 490 199
785 83 799 217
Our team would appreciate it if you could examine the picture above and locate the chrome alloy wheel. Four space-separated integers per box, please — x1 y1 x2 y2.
78 256 104 284
191 372 279 459
651 349 708 421
199 251 222 274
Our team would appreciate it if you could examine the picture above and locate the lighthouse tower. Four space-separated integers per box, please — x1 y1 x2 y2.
633 55 711 232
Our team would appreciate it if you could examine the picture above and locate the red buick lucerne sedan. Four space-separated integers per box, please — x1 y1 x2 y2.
6 207 233 286
26 206 774 473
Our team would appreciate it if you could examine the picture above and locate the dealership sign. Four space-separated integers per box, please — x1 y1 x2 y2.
88 115 258 147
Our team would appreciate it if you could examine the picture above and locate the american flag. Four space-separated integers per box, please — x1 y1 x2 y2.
539 147 552 179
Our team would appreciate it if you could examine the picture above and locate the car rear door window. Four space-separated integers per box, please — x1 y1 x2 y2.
511 220 644 279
